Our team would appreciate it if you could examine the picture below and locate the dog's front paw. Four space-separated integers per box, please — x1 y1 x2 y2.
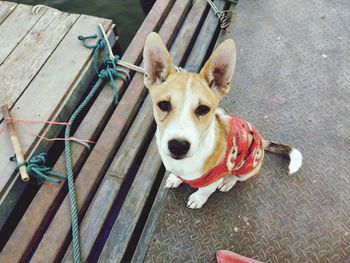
218 176 238 192
165 173 182 189
187 191 209 209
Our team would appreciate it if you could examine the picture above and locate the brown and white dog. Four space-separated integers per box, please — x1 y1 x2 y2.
143 32 302 209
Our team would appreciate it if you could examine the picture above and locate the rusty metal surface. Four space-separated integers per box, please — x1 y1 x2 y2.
142 0 350 262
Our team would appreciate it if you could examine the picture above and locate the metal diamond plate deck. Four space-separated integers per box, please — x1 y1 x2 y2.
143 0 350 262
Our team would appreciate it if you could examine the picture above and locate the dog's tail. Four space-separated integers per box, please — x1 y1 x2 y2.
262 139 302 174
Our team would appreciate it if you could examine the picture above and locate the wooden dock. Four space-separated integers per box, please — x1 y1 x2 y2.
1 0 349 262
0 0 120 260
0 0 118 223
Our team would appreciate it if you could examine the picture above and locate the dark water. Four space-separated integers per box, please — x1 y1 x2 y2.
13 0 145 50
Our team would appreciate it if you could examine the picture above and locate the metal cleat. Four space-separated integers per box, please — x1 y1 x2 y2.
31 4 57 15
206 0 231 29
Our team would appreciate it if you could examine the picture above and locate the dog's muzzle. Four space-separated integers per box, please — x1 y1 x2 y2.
168 139 190 159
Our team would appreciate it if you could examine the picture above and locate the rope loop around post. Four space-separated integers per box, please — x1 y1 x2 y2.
77 30 129 104
12 153 66 185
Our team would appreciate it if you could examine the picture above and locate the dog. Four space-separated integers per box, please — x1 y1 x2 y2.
143 32 302 209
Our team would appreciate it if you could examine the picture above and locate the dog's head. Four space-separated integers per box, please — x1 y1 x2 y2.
143 32 236 161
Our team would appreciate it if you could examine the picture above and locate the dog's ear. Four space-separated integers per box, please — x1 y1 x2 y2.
143 32 175 88
200 39 236 98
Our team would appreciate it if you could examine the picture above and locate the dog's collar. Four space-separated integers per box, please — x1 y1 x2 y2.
176 116 263 188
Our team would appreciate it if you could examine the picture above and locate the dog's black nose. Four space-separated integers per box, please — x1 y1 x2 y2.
168 139 190 158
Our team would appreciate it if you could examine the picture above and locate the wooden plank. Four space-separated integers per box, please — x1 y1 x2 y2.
0 4 46 65
28 1 191 262
0 8 78 108
171 0 208 65
64 1 209 261
124 0 174 66
63 96 155 262
0 16 112 211
0 1 17 24
131 171 169 263
0 19 114 262
186 0 226 72
0 0 173 260
97 137 162 262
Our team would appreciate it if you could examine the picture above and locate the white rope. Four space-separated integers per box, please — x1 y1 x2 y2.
31 5 57 15
98 24 145 74
98 24 184 74
206 0 231 29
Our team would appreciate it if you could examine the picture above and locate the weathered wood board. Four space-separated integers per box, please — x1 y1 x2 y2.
0 23 115 262
186 0 226 72
0 9 78 107
0 7 80 199
0 1 16 24
0 4 45 65
131 171 169 263
98 136 162 263
63 96 156 263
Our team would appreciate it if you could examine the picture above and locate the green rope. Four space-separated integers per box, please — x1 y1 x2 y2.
64 27 125 263
12 26 124 263
12 153 66 185
78 33 128 104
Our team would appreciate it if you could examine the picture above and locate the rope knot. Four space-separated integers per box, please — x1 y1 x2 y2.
77 34 99 48
11 153 66 185
78 31 126 105
27 152 48 166
98 66 117 79
16 161 28 168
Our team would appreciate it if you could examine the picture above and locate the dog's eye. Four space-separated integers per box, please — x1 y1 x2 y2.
157 100 172 112
195 105 210 116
